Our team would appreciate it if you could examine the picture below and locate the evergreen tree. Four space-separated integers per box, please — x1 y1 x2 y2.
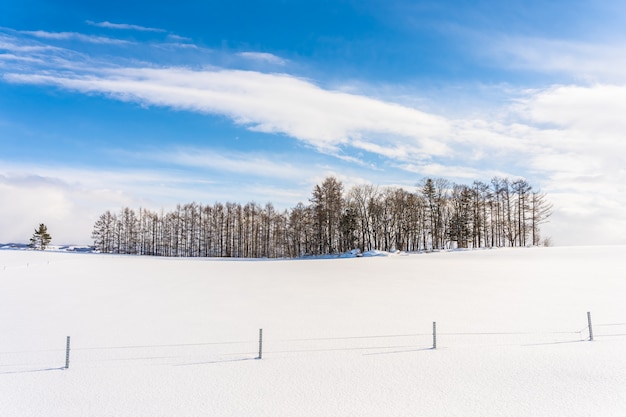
30 223 52 250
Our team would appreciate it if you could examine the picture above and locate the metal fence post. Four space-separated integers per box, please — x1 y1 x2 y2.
587 312 594 341
65 336 71 369
257 329 263 359
433 322 437 349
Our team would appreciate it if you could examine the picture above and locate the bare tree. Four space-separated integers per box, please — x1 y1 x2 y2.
448 184 473 248
511 179 532 246
310 177 343 254
420 178 450 250
347 184 379 252
92 176 551 257
530 191 553 246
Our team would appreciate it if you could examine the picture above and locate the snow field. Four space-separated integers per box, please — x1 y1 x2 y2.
0 246 625 416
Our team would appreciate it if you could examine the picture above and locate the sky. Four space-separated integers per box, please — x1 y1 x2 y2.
1 0 625 246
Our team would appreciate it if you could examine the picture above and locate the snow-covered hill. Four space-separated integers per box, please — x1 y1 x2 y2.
1 246 625 416
0 243 94 252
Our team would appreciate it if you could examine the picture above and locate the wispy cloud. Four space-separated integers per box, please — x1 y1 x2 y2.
3 67 452 162
167 34 192 42
398 162 508 181
20 30 131 45
237 52 287 66
86 20 166 33
483 35 626 83
0 53 43 64
154 42 199 50
144 147 314 179
0 38 61 53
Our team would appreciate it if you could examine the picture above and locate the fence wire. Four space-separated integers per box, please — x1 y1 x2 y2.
1 320 625 374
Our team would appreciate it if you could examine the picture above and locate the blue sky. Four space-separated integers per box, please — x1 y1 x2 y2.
2 0 626 245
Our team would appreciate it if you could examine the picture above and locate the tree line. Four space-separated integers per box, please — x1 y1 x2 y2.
91 176 552 257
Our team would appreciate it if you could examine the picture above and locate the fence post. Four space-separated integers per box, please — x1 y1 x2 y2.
587 312 593 341
65 336 71 369
433 322 437 349
257 329 263 359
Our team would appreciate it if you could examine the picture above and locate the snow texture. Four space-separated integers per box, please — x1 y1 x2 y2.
0 246 625 416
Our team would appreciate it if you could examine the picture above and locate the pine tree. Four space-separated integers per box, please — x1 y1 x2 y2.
30 223 52 250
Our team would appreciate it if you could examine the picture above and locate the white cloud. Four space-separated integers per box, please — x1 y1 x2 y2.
3 67 452 160
0 53 43 64
20 30 131 45
0 160 314 244
518 84 626 180
237 52 287 65
0 37 61 53
398 162 508 181
0 172 127 245
486 36 626 82
160 148 312 179
167 34 192 42
542 190 626 246
509 83 626 245
86 20 166 33
519 84 626 135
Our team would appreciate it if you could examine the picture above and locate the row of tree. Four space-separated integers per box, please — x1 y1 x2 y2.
92 176 552 257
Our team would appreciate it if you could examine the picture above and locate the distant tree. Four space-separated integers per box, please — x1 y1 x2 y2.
287 202 311 257
92 210 116 253
339 206 359 252
310 176 343 254
347 184 379 252
530 191 553 246
91 176 552 258
511 179 532 246
471 181 491 248
420 178 449 250
448 184 473 248
30 223 52 250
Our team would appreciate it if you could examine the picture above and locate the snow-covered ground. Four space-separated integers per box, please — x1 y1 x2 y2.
1 246 625 416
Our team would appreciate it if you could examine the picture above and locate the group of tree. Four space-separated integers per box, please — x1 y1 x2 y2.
91 176 552 258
